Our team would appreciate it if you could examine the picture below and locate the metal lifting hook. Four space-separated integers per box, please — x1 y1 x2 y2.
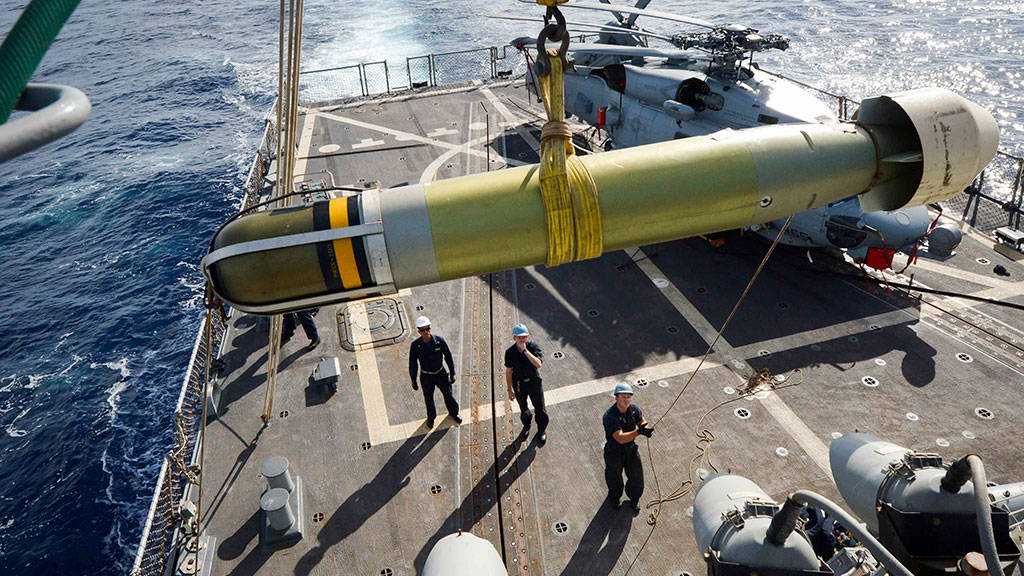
534 5 570 77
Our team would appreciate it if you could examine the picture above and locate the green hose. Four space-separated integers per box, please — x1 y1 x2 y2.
0 0 82 123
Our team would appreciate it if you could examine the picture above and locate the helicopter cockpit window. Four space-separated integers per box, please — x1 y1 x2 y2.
592 64 626 93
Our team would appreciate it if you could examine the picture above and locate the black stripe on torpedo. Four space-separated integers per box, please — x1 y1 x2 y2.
347 196 374 286
313 201 344 291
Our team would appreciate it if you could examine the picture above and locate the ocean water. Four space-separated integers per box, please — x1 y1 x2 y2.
0 0 1020 573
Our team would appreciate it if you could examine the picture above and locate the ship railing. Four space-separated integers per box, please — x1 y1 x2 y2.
131 310 227 576
760 67 1024 237
297 45 527 105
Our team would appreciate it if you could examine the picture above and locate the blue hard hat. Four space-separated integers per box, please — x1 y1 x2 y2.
614 382 634 396
512 323 529 337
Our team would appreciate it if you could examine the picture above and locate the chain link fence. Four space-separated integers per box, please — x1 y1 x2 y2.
298 45 526 105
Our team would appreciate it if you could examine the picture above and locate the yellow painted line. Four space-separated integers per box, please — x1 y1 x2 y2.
349 301 391 445
374 356 723 444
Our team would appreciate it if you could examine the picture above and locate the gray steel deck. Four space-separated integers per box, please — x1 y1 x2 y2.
199 79 1024 576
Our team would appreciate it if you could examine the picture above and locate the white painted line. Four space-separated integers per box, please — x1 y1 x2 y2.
632 248 833 479
633 249 735 351
318 109 524 166
731 310 911 358
480 87 542 153
352 138 385 150
427 127 458 138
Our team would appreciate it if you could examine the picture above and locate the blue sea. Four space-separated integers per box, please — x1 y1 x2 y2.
0 0 1021 573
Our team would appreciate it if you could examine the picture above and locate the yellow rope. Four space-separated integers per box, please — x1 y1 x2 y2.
535 51 603 266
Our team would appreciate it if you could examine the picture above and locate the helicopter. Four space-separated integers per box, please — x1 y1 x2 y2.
494 0 962 268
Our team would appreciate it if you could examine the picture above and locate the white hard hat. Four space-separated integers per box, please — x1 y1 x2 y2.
415 316 431 329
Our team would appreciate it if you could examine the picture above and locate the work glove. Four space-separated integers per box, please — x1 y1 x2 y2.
412 381 419 391
450 373 456 383
637 424 654 438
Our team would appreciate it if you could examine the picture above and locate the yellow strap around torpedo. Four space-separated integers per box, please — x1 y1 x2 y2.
535 0 568 6
536 50 603 266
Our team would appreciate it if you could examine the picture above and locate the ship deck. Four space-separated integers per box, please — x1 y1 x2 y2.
198 79 1024 576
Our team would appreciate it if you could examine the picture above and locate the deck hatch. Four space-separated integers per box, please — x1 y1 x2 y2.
337 297 411 350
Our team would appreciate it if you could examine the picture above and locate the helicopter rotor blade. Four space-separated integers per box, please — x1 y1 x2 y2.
625 0 651 27
487 14 673 41
596 0 626 24
515 0 716 29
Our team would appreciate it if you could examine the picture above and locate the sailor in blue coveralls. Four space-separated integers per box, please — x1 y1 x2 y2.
409 316 462 428
603 382 653 511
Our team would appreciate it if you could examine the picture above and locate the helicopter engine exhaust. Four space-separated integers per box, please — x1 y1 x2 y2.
204 88 997 314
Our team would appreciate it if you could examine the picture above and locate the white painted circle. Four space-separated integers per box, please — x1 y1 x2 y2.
848 336 859 343
906 412 919 421
861 376 879 388
657 380 669 388
810 344 822 351
975 407 994 420
723 386 736 395
758 349 771 357
734 408 751 420
831 432 843 440
318 144 341 153
962 430 976 439
936 438 950 447
976 257 990 265
956 353 973 363
731 360 747 370
776 447 789 457
874 358 887 366
653 278 669 288
773 374 786 383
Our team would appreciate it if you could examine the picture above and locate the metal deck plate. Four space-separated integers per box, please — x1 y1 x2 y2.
337 296 410 350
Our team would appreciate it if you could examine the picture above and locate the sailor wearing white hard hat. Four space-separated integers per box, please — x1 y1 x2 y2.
602 381 652 511
409 316 462 428
504 323 548 446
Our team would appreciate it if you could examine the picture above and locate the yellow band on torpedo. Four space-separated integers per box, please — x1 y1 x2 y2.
328 198 364 289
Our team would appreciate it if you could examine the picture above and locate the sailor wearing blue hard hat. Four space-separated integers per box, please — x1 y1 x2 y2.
504 323 549 446
602 381 652 511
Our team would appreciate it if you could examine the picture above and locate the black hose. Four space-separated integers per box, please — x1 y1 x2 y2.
942 455 975 493
765 497 803 546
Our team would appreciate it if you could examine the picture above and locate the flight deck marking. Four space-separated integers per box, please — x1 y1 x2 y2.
317 110 525 167
731 310 911 358
632 248 833 480
480 88 542 154
365 354 721 445
909 256 1016 289
352 138 385 150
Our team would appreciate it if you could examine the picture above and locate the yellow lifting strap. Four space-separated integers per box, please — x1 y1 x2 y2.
535 0 568 5
535 50 603 266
